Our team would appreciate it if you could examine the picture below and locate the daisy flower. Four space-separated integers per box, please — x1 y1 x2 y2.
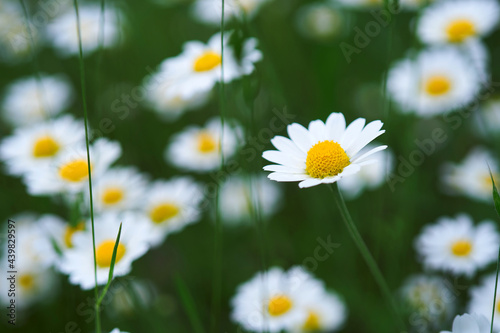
39 214 87 253
158 32 262 99
191 0 272 26
219 174 282 225
295 3 343 42
58 212 151 290
387 47 481 116
25 138 121 196
417 0 500 45
1 74 72 127
165 117 242 172
90 167 149 213
142 177 204 246
415 214 499 276
469 274 500 331
262 112 387 188
45 4 122 57
441 313 491 333
0 115 84 177
477 98 500 135
441 147 499 203
338 145 394 199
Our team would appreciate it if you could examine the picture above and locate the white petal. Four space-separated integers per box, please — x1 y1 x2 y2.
346 120 385 156
341 118 366 149
262 150 304 168
263 164 305 173
270 135 306 158
326 112 346 142
308 120 327 143
352 145 387 163
287 123 313 153
339 164 361 177
268 172 307 182
298 178 322 188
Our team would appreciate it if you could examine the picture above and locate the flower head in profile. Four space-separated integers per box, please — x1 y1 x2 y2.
262 112 387 188
441 313 491 333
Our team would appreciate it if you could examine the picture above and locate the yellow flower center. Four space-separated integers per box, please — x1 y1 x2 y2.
102 187 124 205
197 132 218 153
305 140 350 179
451 240 472 257
496 300 500 314
64 222 85 248
303 311 321 331
33 136 60 158
268 295 293 317
96 240 126 268
193 51 222 72
424 75 452 96
446 19 476 43
59 159 90 182
150 203 180 224
18 274 35 290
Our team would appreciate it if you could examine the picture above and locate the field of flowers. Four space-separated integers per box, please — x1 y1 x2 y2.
2 0 500 332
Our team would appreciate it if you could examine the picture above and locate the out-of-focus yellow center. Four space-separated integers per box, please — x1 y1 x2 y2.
197 132 217 153
150 203 180 224
102 187 124 205
64 222 85 248
446 19 476 43
96 240 126 268
193 51 222 72
303 311 321 330
451 240 472 257
425 75 452 96
496 300 500 313
268 295 293 317
306 140 350 179
59 159 90 182
18 274 35 290
33 136 60 158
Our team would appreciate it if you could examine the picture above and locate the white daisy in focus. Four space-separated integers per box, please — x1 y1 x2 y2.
58 212 151 290
46 4 122 57
91 167 149 213
262 112 387 188
0 115 84 177
338 145 393 199
295 3 343 42
387 47 481 117
143 177 204 246
166 117 242 172
191 0 271 26
415 214 499 276
25 138 121 196
441 147 499 203
417 0 500 45
158 32 262 99
1 74 72 127
469 275 500 331
219 174 282 225
441 313 491 333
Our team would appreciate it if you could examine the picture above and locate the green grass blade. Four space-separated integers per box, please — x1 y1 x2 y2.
96 222 123 307
489 167 500 333
488 167 500 217
175 274 206 333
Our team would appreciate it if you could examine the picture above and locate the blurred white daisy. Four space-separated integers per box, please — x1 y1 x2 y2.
143 177 204 246
58 212 151 290
109 329 130 333
219 174 282 225
0 115 84 177
441 147 499 203
191 0 272 26
46 4 122 57
338 145 393 199
158 32 262 99
166 117 242 172
387 47 481 116
469 274 500 331
25 138 121 196
90 167 149 213
1 74 72 127
441 313 491 333
417 0 500 44
475 97 500 135
295 3 343 42
39 214 87 254
263 112 387 188
415 214 499 276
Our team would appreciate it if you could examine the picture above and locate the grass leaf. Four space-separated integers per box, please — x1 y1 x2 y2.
97 222 123 306
489 167 500 218
175 274 206 333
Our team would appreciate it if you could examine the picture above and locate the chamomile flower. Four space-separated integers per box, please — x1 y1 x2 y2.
417 0 500 45
58 212 151 290
469 274 500 331
441 313 491 333
158 32 262 99
477 98 500 135
191 0 271 26
387 47 481 116
415 214 499 276
91 167 149 213
0 115 84 177
166 117 242 172
262 112 387 188
39 214 87 253
338 145 393 199
441 147 499 203
25 138 121 196
295 3 343 42
46 4 122 57
1 74 72 127
143 177 204 246
219 174 282 225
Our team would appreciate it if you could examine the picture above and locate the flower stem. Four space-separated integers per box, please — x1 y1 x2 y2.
490 247 500 333
330 183 405 331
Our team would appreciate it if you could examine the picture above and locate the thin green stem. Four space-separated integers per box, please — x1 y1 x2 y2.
330 183 405 332
490 247 500 333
